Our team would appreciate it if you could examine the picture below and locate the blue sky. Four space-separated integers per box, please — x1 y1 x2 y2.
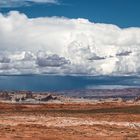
0 0 140 28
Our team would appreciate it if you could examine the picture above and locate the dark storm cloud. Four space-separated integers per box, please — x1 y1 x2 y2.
116 51 132 57
36 54 70 67
88 55 106 61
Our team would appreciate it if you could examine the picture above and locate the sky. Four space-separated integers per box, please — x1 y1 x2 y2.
0 0 140 75
0 0 140 28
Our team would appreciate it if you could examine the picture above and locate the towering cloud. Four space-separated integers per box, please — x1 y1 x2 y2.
0 11 140 75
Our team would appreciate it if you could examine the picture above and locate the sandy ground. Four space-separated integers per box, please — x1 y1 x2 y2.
0 102 140 140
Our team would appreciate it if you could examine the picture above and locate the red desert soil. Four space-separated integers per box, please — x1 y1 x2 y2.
0 102 140 140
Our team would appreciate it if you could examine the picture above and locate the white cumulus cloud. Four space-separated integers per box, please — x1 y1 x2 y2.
0 11 140 75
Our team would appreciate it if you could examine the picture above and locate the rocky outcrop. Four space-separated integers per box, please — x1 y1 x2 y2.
0 91 63 103
134 96 140 102
0 89 140 104
35 94 57 101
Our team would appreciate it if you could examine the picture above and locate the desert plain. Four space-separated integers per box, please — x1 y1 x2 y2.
0 90 140 140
